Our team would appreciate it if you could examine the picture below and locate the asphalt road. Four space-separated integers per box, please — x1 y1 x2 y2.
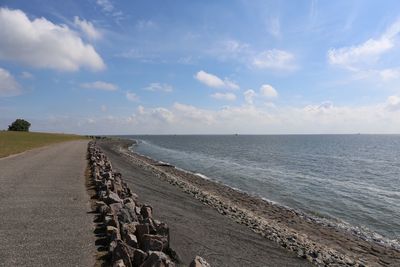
0 140 95 267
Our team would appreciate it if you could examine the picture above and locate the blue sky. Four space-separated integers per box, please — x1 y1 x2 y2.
1 0 400 134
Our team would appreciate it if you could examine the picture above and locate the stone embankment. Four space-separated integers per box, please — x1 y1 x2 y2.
113 141 400 267
88 141 210 267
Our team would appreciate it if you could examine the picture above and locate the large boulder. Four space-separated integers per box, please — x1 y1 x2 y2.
107 226 121 241
140 251 175 267
132 249 148 266
189 256 211 267
126 233 138 248
113 259 126 267
111 240 134 267
141 205 153 219
141 234 165 252
110 203 123 216
105 191 123 205
135 223 149 245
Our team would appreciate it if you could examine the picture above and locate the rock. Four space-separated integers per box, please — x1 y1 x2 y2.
136 223 149 244
141 234 164 252
106 191 123 205
126 233 138 248
155 222 169 236
143 218 157 234
118 208 135 224
110 203 123 216
113 259 126 267
96 201 110 215
102 171 113 180
124 202 138 218
130 193 139 202
189 256 211 267
106 179 114 190
120 222 137 238
140 251 175 267
107 226 121 241
105 215 119 228
135 206 142 215
141 205 153 219
132 249 148 266
112 240 134 267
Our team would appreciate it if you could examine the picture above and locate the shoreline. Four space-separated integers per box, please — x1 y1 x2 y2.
130 139 399 251
102 139 400 266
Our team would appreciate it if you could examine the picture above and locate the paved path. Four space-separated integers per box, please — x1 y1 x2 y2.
0 140 94 267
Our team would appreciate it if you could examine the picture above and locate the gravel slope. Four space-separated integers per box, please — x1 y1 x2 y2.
99 141 311 267
0 140 95 267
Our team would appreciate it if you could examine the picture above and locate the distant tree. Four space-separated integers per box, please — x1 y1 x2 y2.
8 119 31 132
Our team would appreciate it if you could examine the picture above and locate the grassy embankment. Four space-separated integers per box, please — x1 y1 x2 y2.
0 131 86 158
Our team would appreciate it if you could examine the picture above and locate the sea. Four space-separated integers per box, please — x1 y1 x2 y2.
125 134 400 245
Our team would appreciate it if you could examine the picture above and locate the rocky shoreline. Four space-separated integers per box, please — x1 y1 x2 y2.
104 139 400 267
88 141 210 267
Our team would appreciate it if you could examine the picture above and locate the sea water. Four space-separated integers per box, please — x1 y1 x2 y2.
125 134 400 243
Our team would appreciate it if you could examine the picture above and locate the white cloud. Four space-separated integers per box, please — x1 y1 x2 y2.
194 70 239 90
137 105 175 123
74 16 102 40
260 84 278 98
136 20 157 30
328 39 392 70
26 98 400 134
328 19 400 71
0 68 22 97
252 49 296 70
126 91 139 102
244 89 256 105
379 68 400 81
143 83 173 93
0 8 105 72
20 71 33 79
173 103 215 125
266 17 281 38
96 0 114 12
211 92 236 101
80 81 118 91
385 95 400 111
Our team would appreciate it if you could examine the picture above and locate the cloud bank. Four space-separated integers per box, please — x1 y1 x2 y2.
0 68 22 97
0 8 105 72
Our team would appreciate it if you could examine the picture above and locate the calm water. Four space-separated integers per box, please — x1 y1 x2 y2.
126 135 400 241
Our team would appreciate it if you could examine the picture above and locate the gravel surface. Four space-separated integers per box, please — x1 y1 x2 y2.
99 141 311 267
0 140 95 267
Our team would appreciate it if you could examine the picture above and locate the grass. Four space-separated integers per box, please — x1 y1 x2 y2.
0 131 86 158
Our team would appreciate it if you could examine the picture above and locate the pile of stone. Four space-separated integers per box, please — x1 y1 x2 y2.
88 141 210 267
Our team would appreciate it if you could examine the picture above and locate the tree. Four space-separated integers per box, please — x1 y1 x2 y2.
8 119 31 132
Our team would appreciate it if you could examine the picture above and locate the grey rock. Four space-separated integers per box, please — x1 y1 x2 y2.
140 251 175 267
106 191 123 205
141 234 164 252
107 226 121 241
132 249 148 266
113 259 126 267
112 240 134 267
189 256 210 267
136 223 149 244
141 205 153 219
126 233 138 248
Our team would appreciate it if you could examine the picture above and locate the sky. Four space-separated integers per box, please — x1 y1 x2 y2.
1 0 400 134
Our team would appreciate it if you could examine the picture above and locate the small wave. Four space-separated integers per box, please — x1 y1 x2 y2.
128 137 400 251
194 173 210 180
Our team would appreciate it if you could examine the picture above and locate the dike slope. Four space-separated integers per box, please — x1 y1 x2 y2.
98 139 311 267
